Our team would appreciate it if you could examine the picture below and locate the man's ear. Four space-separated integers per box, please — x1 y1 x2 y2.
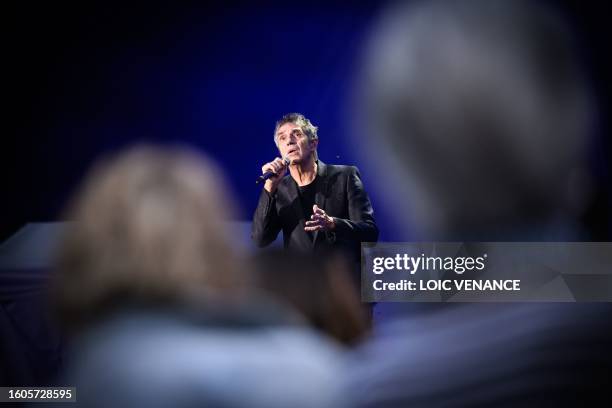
310 138 319 150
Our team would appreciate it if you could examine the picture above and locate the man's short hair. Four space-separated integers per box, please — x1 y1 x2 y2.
274 113 319 160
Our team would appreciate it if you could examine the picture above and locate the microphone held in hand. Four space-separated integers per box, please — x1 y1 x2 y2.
256 157 291 184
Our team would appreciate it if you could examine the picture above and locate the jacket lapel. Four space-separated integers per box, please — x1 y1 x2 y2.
312 160 329 248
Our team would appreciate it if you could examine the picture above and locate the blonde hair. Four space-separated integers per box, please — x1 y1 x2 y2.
54 145 244 329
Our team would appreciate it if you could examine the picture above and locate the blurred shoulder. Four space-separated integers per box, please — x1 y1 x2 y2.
64 313 348 408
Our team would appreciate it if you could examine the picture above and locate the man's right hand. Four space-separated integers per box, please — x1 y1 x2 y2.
262 157 288 193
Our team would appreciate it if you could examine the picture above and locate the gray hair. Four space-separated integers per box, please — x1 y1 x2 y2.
274 113 319 160
358 0 593 238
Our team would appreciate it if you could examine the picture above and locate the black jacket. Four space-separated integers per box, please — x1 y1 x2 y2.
252 161 378 259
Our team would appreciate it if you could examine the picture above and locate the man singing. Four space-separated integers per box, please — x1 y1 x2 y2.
252 113 378 269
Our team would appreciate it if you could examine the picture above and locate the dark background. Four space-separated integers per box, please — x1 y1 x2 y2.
4 0 611 243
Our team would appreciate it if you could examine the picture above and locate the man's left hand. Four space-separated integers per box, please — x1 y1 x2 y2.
304 205 336 232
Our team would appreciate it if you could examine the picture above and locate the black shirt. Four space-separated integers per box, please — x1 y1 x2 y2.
297 177 318 241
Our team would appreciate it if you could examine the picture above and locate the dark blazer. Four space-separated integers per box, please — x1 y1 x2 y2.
252 161 378 260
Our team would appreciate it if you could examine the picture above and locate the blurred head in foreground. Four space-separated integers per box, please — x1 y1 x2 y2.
54 145 244 331
252 248 368 346
345 4 611 407
357 0 595 239
52 145 345 408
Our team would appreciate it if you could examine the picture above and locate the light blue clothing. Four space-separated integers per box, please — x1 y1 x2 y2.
57 306 346 408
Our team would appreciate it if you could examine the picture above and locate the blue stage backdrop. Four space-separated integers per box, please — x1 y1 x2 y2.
4 1 611 242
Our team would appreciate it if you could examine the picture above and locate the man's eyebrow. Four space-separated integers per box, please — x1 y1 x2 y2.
276 128 299 136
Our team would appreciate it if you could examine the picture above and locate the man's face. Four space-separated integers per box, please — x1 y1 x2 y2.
275 122 317 164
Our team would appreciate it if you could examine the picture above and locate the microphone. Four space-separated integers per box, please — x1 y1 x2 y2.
256 157 290 184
